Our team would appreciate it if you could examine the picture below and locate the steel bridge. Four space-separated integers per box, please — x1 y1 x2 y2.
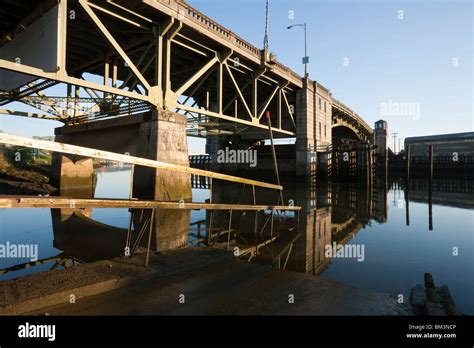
0 0 374 146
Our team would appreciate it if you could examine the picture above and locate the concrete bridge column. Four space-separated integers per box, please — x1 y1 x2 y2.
51 114 143 197
50 109 192 253
50 153 95 198
206 137 226 172
133 109 192 252
295 80 332 176
295 79 316 176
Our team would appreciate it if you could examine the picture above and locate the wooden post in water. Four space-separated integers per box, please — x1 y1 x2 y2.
359 144 369 185
367 145 372 182
406 145 411 181
405 145 410 226
428 145 433 183
197 221 201 241
428 145 433 230
405 189 410 226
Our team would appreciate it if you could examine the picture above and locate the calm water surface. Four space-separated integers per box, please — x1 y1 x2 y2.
0 167 472 314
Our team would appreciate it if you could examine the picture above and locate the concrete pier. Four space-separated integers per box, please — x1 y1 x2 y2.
50 155 95 198
133 110 192 251
295 80 332 176
50 109 192 252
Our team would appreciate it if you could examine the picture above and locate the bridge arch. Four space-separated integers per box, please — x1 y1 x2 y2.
331 99 373 142
332 124 359 140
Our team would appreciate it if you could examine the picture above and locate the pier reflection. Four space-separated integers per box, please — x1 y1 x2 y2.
44 174 474 272
51 208 127 262
2 169 473 299
204 175 387 275
205 174 473 278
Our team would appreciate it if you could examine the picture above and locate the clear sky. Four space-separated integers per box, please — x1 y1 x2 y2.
186 0 473 148
0 0 472 152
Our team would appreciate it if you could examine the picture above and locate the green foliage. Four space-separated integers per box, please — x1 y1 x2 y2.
2 145 51 167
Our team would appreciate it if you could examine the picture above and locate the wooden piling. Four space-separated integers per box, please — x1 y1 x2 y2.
428 145 433 230
405 145 411 181
405 188 410 226
428 145 433 182
367 146 372 183
428 187 433 231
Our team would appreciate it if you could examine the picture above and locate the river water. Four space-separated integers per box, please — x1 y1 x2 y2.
0 166 472 314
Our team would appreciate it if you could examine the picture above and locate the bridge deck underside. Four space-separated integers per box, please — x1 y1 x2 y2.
0 0 299 140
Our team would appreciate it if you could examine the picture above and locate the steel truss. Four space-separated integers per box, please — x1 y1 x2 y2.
0 0 298 137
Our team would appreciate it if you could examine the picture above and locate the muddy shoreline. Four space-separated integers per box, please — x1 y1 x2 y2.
0 161 56 196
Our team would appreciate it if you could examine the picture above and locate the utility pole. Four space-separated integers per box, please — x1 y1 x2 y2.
392 133 398 154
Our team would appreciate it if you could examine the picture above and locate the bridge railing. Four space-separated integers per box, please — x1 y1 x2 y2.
164 0 260 57
271 60 303 82
189 154 211 169
332 98 372 134
157 0 302 83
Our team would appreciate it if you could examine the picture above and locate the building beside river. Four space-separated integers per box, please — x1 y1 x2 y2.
404 132 474 156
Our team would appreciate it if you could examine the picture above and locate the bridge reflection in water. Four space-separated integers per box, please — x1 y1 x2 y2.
204 176 390 275
1 168 473 313
3 170 473 274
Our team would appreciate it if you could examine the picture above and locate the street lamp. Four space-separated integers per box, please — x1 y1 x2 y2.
287 23 308 78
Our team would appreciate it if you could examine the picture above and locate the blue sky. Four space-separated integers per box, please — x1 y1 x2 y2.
0 0 472 152
187 0 473 143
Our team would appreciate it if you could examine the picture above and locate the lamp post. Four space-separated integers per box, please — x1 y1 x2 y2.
287 23 308 78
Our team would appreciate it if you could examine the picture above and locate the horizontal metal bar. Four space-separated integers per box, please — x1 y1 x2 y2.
0 59 151 103
172 38 209 57
0 133 283 190
86 1 151 30
177 104 295 136
0 196 301 211
0 108 61 121
106 0 157 25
